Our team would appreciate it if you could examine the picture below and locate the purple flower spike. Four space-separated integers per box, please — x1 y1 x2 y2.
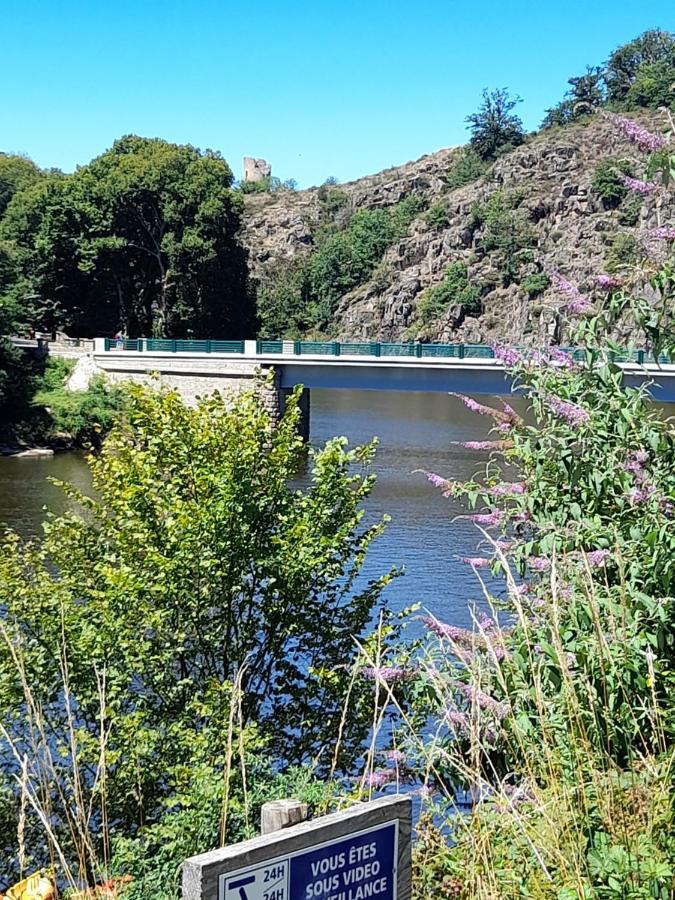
546 395 590 426
364 769 395 789
361 666 409 683
595 273 622 290
528 556 550 572
492 344 523 367
426 472 447 488
585 549 610 567
385 749 406 764
650 226 675 240
622 175 658 195
469 510 505 527
606 113 667 152
459 556 492 569
549 270 593 315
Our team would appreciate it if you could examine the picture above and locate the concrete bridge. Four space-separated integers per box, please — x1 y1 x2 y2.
65 337 675 438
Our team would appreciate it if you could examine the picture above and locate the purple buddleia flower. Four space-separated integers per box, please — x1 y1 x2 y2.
595 273 622 290
426 472 447 488
477 611 495 631
423 616 474 642
548 348 577 368
494 539 515 551
489 482 526 496
549 270 593 314
469 510 505 527
624 449 649 477
385 749 406 765
492 344 523 367
445 709 471 735
462 439 514 451
364 769 395 789
650 226 675 240
606 113 667 152
622 175 659 195
418 784 433 799
361 666 408 683
510 510 531 523
459 555 492 568
585 549 611 567
452 393 486 413
463 440 496 450
528 556 550 572
546 394 590 426
455 682 510 720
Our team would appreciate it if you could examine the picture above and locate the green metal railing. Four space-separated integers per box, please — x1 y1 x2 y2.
102 337 673 364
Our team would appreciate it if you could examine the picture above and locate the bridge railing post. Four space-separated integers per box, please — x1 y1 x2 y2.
372 342 380 357
333 342 341 357
459 344 465 360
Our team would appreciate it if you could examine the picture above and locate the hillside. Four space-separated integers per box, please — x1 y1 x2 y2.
242 111 674 345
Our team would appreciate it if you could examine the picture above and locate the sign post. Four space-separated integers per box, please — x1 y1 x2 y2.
182 795 412 900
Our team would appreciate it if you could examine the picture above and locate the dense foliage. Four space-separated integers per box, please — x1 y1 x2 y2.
0 382 392 891
0 136 255 339
361 112 675 900
257 195 427 337
543 29 675 127
0 355 124 448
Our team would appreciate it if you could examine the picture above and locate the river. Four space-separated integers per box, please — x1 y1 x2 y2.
0 389 506 629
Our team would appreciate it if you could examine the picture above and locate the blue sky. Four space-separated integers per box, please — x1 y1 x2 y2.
1 1 673 187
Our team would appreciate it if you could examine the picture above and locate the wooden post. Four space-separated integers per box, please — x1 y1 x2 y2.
261 799 309 835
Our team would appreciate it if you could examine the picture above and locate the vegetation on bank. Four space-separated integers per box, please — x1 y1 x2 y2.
0 381 398 894
0 351 125 448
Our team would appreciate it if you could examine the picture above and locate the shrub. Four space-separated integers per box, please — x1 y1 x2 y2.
605 232 640 271
618 193 642 226
466 88 525 161
423 202 450 230
520 272 550 298
591 158 633 206
444 149 488 190
0 383 392 886
471 191 535 285
417 263 482 323
307 197 427 327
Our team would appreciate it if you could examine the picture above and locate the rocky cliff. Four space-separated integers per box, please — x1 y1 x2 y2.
241 112 674 344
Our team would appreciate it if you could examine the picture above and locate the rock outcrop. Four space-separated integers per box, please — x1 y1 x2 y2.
241 113 674 344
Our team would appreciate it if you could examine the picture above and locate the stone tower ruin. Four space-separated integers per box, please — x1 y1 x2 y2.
243 157 272 183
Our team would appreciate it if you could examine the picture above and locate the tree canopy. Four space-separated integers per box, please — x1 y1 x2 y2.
0 136 255 338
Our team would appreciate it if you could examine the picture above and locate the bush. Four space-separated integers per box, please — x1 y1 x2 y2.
0 383 392 886
520 272 550 298
591 158 633 206
471 191 535 285
417 263 482 323
444 149 488 190
466 88 525 161
605 232 640 272
618 193 642 226
605 29 675 102
256 258 311 339
424 202 450 230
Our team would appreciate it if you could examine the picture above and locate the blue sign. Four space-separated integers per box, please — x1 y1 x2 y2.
220 822 398 900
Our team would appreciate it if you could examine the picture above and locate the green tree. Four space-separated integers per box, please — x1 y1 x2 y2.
466 88 525 161
0 382 392 882
626 50 675 109
0 137 255 338
604 29 675 102
0 153 45 218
